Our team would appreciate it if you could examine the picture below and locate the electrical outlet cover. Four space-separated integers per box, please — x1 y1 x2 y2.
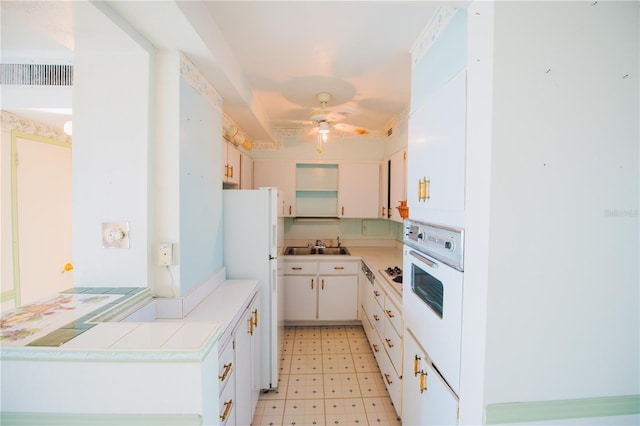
102 221 130 248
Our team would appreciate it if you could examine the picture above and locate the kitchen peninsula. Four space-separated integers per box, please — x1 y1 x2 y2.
0 273 260 426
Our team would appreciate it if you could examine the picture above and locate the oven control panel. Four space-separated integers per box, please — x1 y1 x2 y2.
404 219 464 271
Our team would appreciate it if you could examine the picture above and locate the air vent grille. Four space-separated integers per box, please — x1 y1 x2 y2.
0 64 73 86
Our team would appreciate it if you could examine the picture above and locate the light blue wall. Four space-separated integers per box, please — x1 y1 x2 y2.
178 78 224 294
410 8 468 112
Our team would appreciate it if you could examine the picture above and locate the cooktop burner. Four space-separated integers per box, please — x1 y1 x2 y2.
383 266 403 283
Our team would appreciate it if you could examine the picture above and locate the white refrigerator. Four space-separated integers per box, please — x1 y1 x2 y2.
223 188 284 391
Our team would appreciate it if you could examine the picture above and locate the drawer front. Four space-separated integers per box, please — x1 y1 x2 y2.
378 349 402 417
218 371 236 425
383 320 403 377
217 338 235 394
284 261 318 275
369 298 385 339
318 261 359 275
384 296 403 337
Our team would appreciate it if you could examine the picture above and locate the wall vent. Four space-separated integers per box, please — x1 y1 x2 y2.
0 64 73 86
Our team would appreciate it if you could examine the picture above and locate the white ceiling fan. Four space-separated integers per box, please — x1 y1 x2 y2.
298 92 371 152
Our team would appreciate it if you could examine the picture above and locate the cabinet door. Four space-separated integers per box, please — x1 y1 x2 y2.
318 275 358 320
284 275 317 320
240 153 253 189
254 160 296 217
233 305 253 426
407 71 466 226
388 149 407 223
403 331 459 426
338 162 379 218
223 141 241 185
379 159 390 218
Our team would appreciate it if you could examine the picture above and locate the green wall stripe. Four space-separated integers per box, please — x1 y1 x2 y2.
486 395 640 424
0 413 202 426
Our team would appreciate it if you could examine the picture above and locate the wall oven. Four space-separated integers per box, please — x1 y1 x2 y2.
403 219 464 395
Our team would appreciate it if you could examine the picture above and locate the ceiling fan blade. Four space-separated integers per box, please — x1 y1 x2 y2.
333 122 371 135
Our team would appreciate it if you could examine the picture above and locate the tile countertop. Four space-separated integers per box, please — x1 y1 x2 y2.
0 280 259 363
348 246 404 303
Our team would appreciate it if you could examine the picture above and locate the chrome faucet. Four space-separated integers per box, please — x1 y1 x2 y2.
315 239 324 248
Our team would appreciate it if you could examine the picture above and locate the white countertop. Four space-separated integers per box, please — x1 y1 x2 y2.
1 279 259 362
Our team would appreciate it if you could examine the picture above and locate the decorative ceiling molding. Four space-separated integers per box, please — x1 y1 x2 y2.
179 54 223 111
1 110 71 143
411 7 458 67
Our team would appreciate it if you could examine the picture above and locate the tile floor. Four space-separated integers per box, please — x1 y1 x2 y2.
252 325 402 426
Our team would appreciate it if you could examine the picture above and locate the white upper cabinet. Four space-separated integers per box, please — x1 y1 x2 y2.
222 140 241 186
338 161 379 218
407 70 466 227
253 160 296 217
387 149 407 223
240 153 253 189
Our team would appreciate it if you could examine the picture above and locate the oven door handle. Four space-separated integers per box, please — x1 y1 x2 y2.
409 250 438 269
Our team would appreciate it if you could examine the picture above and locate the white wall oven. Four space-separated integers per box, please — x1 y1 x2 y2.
403 219 464 396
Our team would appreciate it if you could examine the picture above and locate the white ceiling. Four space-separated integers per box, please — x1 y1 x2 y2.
1 1 451 144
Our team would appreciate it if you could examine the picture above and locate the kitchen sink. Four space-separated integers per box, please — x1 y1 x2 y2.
284 246 350 255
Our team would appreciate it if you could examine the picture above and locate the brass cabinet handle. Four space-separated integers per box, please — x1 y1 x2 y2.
218 363 232 381
373 314 380 322
382 206 386 216
220 399 233 421
229 166 233 178
252 309 258 327
418 177 431 202
291 267 302 270
420 371 428 393
289 205 292 215
384 373 392 385
341 206 345 216
413 355 421 376
334 266 344 270
248 317 254 335
321 279 325 290
385 309 394 318
224 164 229 178
373 290 380 297
385 338 394 348
311 279 314 290
372 343 379 352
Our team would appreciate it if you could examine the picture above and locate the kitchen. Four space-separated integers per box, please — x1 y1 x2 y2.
1 1 638 425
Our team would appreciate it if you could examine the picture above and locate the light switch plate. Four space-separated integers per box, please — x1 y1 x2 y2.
102 221 130 248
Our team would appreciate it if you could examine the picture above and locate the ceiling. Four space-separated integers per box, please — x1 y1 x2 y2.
1 1 450 145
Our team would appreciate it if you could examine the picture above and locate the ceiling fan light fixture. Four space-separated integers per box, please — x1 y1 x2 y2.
318 120 330 134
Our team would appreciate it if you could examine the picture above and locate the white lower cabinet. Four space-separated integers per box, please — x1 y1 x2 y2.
403 329 459 425
284 260 358 322
359 261 403 418
217 292 261 425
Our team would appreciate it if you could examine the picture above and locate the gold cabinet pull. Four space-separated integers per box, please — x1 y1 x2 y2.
381 206 386 217
224 164 229 178
385 309 394 318
220 399 233 421
385 338 394 348
413 355 421 376
418 177 431 202
291 267 302 270
373 314 380 322
230 166 234 178
384 373 393 385
334 266 344 270
252 309 258 327
248 317 254 335
311 279 314 290
373 290 380 297
341 206 345 216
420 371 428 393
218 363 232 382
321 279 325 290
372 343 379 352
289 205 292 215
